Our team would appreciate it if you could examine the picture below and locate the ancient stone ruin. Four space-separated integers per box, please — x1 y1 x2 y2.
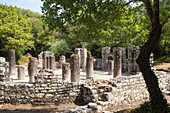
38 51 55 69
0 43 169 112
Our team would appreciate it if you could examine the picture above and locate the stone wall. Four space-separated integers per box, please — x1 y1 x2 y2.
0 71 82 105
79 71 170 112
0 71 169 112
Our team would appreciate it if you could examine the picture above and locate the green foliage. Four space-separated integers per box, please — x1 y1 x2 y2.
17 6 56 57
17 8 41 18
49 39 71 58
18 53 32 65
0 4 34 61
41 0 170 59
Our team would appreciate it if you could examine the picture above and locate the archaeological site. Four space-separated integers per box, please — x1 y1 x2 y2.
0 43 169 113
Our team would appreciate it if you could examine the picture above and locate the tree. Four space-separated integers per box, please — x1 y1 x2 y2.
0 4 34 61
17 8 57 57
49 39 71 58
41 0 170 112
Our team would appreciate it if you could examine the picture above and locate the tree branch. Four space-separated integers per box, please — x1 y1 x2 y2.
112 0 140 15
152 0 160 25
142 0 153 22
99 0 141 25
128 13 146 32
161 15 170 27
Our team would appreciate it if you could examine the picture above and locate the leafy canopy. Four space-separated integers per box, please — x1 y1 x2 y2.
49 39 71 57
0 4 34 60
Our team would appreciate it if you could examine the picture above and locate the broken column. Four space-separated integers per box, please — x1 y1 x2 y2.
128 45 135 73
128 45 140 74
86 51 93 79
81 42 87 71
70 54 80 82
28 57 37 83
59 55 66 68
18 65 25 80
118 47 127 73
113 48 122 77
62 63 70 82
102 47 111 70
75 48 81 67
108 60 114 75
9 49 16 77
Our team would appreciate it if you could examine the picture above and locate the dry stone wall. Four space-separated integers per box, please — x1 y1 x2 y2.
0 70 169 112
79 71 170 112
0 71 82 105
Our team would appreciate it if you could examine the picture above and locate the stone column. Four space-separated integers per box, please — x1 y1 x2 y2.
18 65 25 80
108 60 114 75
128 45 140 73
28 57 37 83
47 56 50 69
81 42 87 72
9 49 16 77
128 45 135 73
86 51 93 79
50 56 55 69
59 55 66 68
62 63 70 82
118 47 127 73
38 55 42 69
102 47 111 70
135 46 140 72
42 52 47 69
75 48 81 67
123 59 128 73
70 54 80 82
114 48 122 77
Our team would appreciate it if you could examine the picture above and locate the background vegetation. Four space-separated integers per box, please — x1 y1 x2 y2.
0 3 169 63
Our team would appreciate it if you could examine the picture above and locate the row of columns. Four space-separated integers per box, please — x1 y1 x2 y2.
9 49 37 83
102 45 141 75
62 51 94 82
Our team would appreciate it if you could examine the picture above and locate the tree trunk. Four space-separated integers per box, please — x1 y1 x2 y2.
136 23 168 112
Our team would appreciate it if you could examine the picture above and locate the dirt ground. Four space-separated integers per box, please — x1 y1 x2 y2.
0 103 78 113
0 94 169 113
154 63 170 69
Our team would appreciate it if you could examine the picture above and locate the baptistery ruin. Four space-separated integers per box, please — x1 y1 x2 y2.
0 43 169 112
